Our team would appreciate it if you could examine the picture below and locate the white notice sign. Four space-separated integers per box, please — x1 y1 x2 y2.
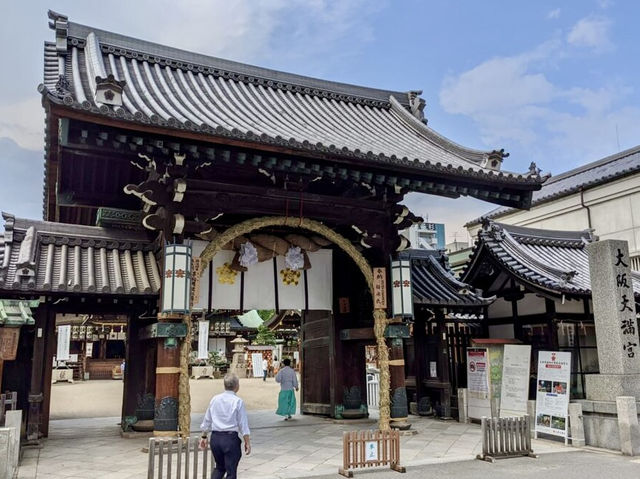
467 348 491 420
535 351 571 439
251 353 264 378
365 441 378 461
499 345 531 417
197 320 210 359
56 325 71 361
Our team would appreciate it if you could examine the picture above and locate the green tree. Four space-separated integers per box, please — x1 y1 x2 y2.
253 324 276 345
256 309 275 322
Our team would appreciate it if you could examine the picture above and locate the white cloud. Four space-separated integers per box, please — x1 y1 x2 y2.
567 16 613 52
0 0 379 151
438 28 639 175
0 96 44 151
547 8 561 19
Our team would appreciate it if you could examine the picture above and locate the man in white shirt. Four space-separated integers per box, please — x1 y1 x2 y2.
200 373 251 479
262 357 268 381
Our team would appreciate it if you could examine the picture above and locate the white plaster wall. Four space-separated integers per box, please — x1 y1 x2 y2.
515 293 546 316
487 297 513 318
489 324 515 339
555 298 585 314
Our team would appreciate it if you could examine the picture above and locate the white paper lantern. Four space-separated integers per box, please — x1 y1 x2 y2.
162 243 192 314
391 259 413 318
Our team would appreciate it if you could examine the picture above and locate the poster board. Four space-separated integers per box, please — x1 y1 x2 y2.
534 351 571 439
499 344 531 417
467 348 491 420
197 320 210 359
56 325 71 361
251 353 264 378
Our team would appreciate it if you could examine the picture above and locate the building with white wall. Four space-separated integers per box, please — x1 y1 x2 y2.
466 146 640 269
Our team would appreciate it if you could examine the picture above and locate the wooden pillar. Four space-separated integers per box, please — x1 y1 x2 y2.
27 304 49 441
153 316 182 436
413 314 426 405
40 306 56 437
121 310 150 430
389 337 410 430
435 310 452 418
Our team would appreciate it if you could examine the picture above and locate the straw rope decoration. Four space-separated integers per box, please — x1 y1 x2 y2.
191 216 391 431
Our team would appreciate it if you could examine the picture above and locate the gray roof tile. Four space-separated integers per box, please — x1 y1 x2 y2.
462 220 640 302
399 249 493 308
40 12 543 189
0 212 160 295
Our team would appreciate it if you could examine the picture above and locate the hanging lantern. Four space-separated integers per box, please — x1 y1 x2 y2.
162 243 192 314
391 259 413 319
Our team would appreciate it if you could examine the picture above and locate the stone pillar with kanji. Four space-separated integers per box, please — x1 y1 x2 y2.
585 239 640 401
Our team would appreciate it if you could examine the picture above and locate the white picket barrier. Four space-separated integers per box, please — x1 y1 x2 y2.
147 436 213 479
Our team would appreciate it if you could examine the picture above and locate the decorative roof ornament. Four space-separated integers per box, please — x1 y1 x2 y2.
94 74 126 107
48 10 68 54
483 149 509 171
527 161 541 177
407 90 426 124
558 270 578 287
481 217 505 241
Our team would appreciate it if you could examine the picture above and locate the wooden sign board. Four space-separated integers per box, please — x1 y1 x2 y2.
373 267 387 309
0 328 20 360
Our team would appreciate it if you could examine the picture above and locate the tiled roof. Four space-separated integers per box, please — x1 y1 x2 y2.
462 220 640 301
39 11 543 190
0 212 161 295
467 145 640 226
399 249 493 308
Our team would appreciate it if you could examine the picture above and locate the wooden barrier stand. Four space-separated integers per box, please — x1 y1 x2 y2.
147 436 212 479
476 415 537 463
339 429 405 477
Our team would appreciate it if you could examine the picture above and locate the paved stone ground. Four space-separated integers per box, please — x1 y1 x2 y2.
313 450 640 479
18 411 571 479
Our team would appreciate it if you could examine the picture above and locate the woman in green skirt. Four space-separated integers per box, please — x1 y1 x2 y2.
275 358 298 420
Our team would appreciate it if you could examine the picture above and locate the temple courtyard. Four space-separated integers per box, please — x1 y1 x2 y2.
15 378 575 478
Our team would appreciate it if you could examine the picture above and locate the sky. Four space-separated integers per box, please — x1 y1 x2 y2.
1 0 639 243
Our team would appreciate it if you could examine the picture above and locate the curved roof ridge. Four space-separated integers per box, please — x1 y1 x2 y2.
66 21 410 107
3 212 154 243
497 229 579 283
492 221 595 245
389 96 489 163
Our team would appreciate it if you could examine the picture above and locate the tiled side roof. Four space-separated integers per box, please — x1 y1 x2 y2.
400 249 493 308
0 212 160 295
467 145 640 226
39 12 543 188
461 220 640 300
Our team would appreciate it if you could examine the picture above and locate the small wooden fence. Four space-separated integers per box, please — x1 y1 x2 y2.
477 416 537 462
147 436 213 479
339 430 405 477
0 391 17 426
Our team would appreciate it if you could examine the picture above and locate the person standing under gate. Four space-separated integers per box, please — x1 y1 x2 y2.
275 358 298 420
262 357 268 381
199 373 251 479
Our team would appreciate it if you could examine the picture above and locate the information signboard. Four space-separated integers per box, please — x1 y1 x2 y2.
197 320 210 359
56 325 71 361
534 351 571 440
467 347 491 420
499 344 531 417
